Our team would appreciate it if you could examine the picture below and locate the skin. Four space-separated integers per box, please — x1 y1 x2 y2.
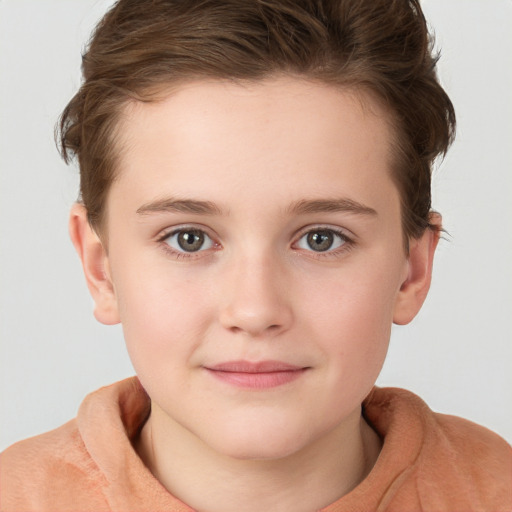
70 77 439 512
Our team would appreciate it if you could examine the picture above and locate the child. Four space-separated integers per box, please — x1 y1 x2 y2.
1 0 510 510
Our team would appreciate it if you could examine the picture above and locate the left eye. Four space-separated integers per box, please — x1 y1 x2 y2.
164 228 214 253
296 229 347 252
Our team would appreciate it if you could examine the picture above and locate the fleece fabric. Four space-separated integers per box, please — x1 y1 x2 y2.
1 377 511 511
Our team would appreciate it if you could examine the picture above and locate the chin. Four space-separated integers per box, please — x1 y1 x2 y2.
203 421 314 461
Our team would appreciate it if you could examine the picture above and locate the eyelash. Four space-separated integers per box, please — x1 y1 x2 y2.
156 225 355 260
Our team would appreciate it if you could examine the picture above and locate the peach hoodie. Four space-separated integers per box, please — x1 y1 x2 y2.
1 378 511 511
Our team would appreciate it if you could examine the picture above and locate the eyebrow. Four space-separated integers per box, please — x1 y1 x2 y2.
136 196 377 218
287 198 377 216
136 197 223 216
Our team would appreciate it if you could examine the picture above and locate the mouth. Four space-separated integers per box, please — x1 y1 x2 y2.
203 360 309 389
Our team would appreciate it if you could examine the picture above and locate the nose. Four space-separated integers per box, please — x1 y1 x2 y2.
218 253 293 338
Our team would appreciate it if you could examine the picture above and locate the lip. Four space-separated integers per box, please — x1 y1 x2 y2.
203 360 309 389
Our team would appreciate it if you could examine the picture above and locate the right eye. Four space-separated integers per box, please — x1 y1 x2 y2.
163 228 214 253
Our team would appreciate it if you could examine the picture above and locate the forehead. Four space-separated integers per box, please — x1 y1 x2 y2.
111 77 398 218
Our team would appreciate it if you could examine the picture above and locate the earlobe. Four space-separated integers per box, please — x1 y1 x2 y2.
69 203 120 325
393 215 441 325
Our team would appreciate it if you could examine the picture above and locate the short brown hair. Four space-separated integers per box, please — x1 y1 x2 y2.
59 0 455 240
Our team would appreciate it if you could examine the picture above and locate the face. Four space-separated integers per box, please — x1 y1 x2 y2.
87 77 422 459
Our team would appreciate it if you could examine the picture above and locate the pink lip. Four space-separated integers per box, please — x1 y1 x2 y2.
204 360 308 389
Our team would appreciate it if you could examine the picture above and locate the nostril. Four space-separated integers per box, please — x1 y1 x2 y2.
228 324 281 335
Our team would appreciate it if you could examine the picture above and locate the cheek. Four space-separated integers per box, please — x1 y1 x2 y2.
304 263 401 385
112 262 214 374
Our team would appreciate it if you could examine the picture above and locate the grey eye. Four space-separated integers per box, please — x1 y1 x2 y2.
297 229 346 252
165 229 213 252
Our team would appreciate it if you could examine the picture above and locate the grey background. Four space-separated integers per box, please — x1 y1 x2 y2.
1 0 511 450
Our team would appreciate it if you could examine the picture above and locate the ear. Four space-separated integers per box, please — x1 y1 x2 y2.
69 203 120 325
393 214 441 325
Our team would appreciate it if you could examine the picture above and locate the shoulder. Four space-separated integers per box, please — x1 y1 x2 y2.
365 387 512 511
421 411 512 511
0 419 110 511
367 386 511 457
431 411 512 481
0 378 153 512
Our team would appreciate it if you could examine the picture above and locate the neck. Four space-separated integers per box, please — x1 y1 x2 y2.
135 404 381 512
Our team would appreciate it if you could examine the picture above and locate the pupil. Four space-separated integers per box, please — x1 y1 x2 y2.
178 230 204 252
307 230 333 252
